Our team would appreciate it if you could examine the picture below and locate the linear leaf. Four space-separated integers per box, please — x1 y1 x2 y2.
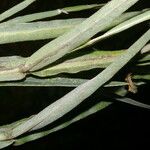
32 50 123 77
0 77 126 87
1 4 104 25
13 93 150 146
0 11 142 44
0 77 145 87
24 0 139 71
0 19 84 44
138 53 150 62
22 29 150 133
0 0 140 82
133 74 150 80
0 56 26 82
99 9 150 40
141 43 150 54
2 27 147 140
115 97 150 109
0 0 144 140
0 0 36 22
0 141 14 149
76 9 150 50
14 101 111 146
32 49 149 77
0 48 149 82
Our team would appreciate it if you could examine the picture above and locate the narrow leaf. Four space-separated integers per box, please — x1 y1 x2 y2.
76 9 150 50
2 4 104 25
32 50 123 77
0 0 36 22
0 11 142 44
0 141 14 149
14 101 111 146
133 74 150 80
22 29 150 133
2 27 148 140
0 19 84 44
24 0 139 71
0 77 145 87
0 0 144 140
115 97 150 109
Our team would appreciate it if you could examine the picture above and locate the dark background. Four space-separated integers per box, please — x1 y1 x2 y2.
0 0 150 149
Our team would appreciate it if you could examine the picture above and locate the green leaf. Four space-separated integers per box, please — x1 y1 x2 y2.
3 27 148 140
0 18 85 44
0 0 36 22
76 9 150 51
99 9 150 40
133 74 150 80
0 141 14 149
0 48 149 82
115 96 150 109
22 29 150 133
0 11 142 44
14 101 111 146
0 56 26 82
0 76 145 87
138 53 150 62
32 49 150 78
1 4 104 25
13 93 150 146
32 50 123 77
141 43 150 54
25 0 139 71
0 0 146 141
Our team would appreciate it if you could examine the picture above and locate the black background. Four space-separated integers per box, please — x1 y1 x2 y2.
0 0 150 149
